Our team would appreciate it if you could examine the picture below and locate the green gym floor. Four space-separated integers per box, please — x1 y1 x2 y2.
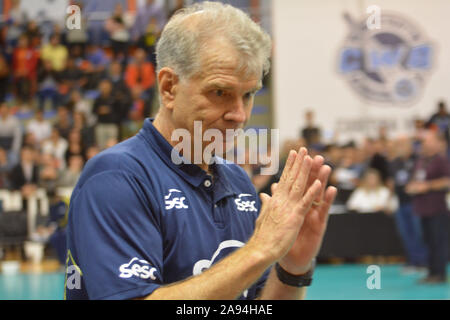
0 264 448 300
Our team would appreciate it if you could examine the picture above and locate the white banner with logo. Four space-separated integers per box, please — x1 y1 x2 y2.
272 0 450 144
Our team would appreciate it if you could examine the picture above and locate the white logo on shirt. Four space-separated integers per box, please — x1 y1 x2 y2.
235 194 257 212
165 189 189 210
193 240 248 298
119 257 157 280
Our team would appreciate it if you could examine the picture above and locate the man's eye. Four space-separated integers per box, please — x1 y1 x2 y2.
215 90 224 97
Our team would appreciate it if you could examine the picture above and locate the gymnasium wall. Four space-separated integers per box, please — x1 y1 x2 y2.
272 0 450 145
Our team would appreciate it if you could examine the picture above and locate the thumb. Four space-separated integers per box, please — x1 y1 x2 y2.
259 192 271 205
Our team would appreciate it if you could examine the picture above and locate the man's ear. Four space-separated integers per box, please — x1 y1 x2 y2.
158 67 179 110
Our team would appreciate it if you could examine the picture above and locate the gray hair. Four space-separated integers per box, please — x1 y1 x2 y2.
155 1 272 80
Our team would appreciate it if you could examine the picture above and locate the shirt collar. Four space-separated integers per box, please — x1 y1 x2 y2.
138 118 237 198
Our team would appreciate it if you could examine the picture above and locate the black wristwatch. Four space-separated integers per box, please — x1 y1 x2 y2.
275 259 316 287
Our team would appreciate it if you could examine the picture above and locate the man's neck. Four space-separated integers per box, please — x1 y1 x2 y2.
153 112 211 173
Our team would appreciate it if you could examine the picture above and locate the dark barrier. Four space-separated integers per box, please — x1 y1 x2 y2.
318 212 450 260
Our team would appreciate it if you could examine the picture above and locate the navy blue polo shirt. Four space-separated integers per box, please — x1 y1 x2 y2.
65 119 269 300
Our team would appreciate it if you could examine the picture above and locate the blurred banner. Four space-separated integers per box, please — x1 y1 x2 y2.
273 0 450 144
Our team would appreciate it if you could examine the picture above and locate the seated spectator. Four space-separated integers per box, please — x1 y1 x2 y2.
38 152 60 192
82 45 109 91
67 90 95 126
347 168 393 213
9 146 39 201
12 34 39 108
41 128 68 170
31 189 69 265
104 3 131 61
332 142 364 204
85 145 100 161
0 102 22 165
93 79 120 149
125 48 156 102
0 54 10 102
57 155 83 188
25 20 42 49
59 58 84 97
72 111 95 149
136 18 159 66
54 105 73 140
40 34 68 72
36 59 61 111
26 109 52 146
65 129 86 163
0 147 15 189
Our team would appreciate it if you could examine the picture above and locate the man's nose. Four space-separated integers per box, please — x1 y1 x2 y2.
224 98 247 124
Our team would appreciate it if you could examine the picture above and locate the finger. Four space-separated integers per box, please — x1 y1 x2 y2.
314 165 332 203
306 155 324 191
279 148 307 195
296 179 322 216
290 155 313 199
270 183 278 194
318 186 337 223
259 192 271 206
277 150 297 193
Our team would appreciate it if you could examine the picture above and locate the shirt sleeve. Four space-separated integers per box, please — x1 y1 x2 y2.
68 170 163 300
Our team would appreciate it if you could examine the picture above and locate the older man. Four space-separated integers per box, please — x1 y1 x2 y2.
65 2 336 300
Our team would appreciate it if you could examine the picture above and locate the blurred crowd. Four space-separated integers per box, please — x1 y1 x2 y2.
0 0 183 196
249 105 450 283
0 0 183 262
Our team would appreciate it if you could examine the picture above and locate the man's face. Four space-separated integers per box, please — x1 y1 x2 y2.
169 41 262 155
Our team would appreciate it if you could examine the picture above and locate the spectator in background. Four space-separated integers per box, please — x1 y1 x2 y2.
388 135 428 273
73 111 95 149
67 90 95 127
54 105 73 140
38 152 60 192
36 59 60 111
426 101 450 153
0 102 22 165
82 45 109 91
12 34 39 108
104 3 131 62
26 109 52 145
347 168 392 213
41 128 68 170
300 110 321 147
9 145 39 200
332 142 364 204
59 58 84 102
25 20 42 49
93 79 120 149
0 147 15 189
412 118 427 153
136 18 159 66
85 145 100 161
368 138 390 184
125 48 156 103
65 129 86 164
57 154 83 189
0 54 10 102
131 0 166 42
406 130 450 284
108 60 132 133
40 34 68 72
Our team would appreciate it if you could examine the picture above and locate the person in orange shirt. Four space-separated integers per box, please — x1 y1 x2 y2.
125 48 156 99
12 34 39 108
